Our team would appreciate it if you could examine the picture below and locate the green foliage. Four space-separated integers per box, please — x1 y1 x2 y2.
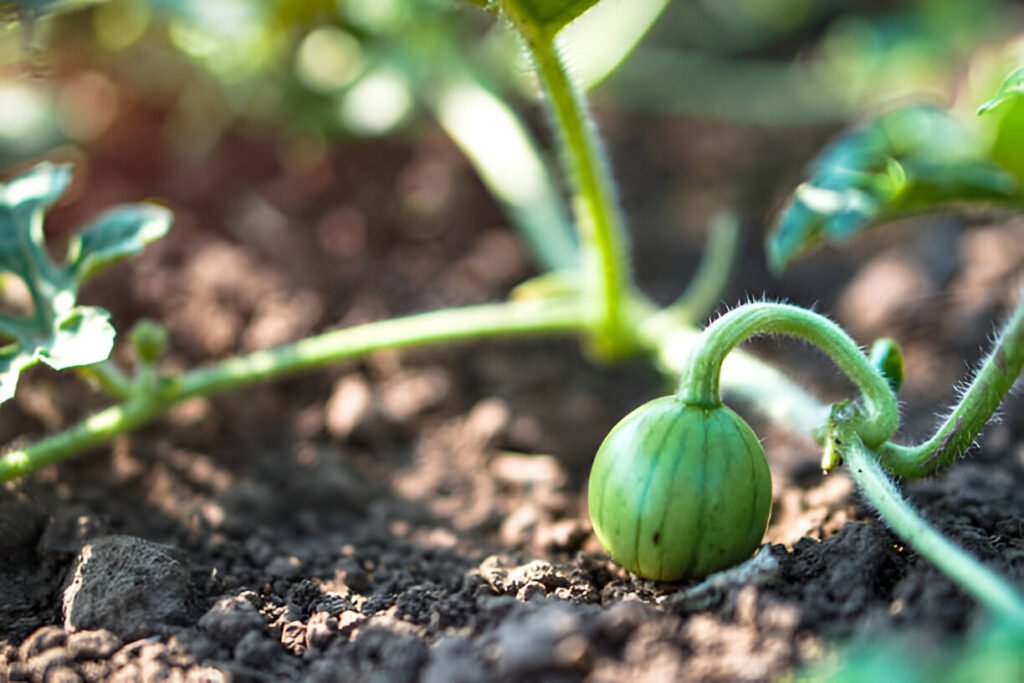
67 204 172 283
767 105 1017 273
0 162 170 403
800 619 1024 682
978 67 1024 115
980 67 1024 183
0 0 105 22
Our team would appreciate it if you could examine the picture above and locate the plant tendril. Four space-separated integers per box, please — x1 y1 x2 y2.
677 302 899 448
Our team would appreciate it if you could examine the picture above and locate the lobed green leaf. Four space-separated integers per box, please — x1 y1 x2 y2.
767 105 1017 273
0 163 71 280
67 204 172 284
0 162 170 404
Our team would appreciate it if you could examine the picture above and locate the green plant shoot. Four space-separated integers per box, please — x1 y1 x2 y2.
0 163 170 403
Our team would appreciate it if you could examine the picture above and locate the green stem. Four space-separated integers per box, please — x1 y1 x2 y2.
677 302 898 448
513 17 634 357
0 298 583 481
844 433 1024 626
74 360 132 401
879 296 1024 477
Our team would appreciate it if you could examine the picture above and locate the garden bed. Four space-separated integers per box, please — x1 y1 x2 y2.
1 95 1022 682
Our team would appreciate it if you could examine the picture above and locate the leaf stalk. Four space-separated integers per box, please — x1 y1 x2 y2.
676 302 899 448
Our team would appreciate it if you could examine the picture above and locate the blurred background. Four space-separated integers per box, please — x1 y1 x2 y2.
0 0 1021 355
1 0 1020 157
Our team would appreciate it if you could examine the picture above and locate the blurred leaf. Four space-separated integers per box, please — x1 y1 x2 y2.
767 105 1017 273
0 0 107 28
800 619 1024 683
869 337 904 392
558 0 670 90
978 67 1024 115
67 204 172 284
500 0 599 38
0 83 64 166
0 348 34 405
0 162 71 281
0 162 170 403
37 305 115 369
988 96 1024 182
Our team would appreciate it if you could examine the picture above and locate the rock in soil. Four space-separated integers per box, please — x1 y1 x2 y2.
61 535 199 641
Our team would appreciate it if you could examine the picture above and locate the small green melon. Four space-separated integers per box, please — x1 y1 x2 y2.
588 396 772 581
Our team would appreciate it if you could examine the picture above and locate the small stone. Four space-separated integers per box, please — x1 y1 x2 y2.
7 661 30 681
337 610 366 637
61 536 196 641
66 629 122 660
25 648 73 680
198 595 266 648
43 665 81 683
305 612 338 650
18 625 67 659
279 620 306 655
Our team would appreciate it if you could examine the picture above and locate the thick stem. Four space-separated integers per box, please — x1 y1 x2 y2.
879 296 1024 477
517 23 634 357
844 433 1024 626
0 299 583 481
677 302 898 448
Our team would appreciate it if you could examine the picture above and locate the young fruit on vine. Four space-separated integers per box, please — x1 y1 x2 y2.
589 302 900 582
587 396 772 582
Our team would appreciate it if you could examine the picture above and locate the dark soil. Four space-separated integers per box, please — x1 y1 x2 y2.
1 87 1023 682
